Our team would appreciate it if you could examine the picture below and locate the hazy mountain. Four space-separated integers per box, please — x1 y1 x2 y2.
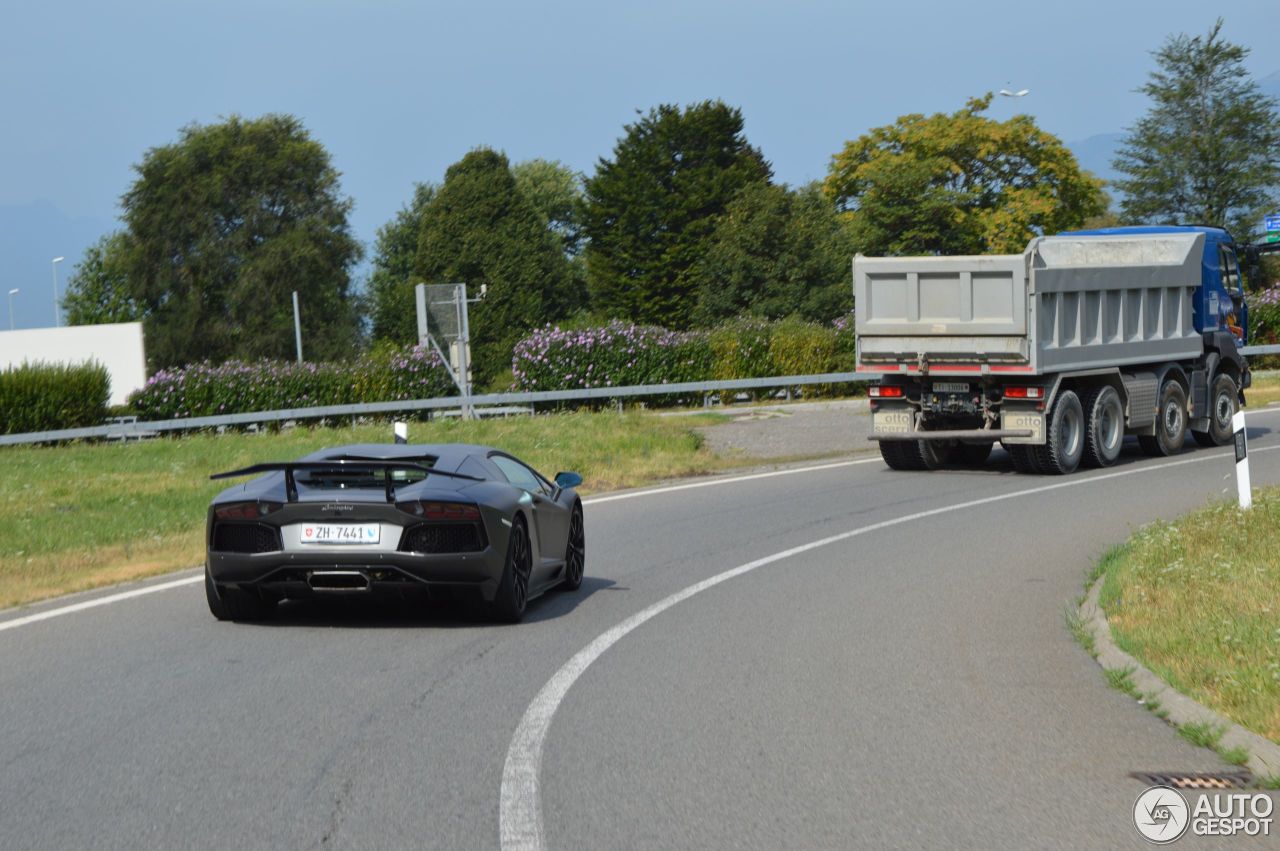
0 202 115 331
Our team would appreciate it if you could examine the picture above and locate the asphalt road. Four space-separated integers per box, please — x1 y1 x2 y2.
3 414 1280 850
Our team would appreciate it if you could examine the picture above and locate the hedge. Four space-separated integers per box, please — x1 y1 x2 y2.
0 361 110 434
127 345 454 419
511 314 859 400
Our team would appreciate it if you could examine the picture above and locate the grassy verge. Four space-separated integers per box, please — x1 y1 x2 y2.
0 410 743 611
1096 487 1280 745
1247 372 1280 407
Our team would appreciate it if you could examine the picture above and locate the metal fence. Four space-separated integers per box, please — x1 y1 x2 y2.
4 344 1280 448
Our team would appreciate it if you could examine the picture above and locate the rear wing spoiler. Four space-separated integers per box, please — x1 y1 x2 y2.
210 459 481 503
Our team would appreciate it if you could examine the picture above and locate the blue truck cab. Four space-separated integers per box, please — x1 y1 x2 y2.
1064 225 1248 344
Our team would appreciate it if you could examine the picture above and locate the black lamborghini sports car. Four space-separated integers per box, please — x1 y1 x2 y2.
203 443 585 623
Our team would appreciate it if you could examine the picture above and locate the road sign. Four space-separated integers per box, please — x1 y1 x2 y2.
1265 214 1280 231
1268 233 1280 243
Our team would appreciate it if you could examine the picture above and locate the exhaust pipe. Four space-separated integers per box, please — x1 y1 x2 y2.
307 570 371 592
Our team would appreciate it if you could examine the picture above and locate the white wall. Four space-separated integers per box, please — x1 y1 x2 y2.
0 323 147 406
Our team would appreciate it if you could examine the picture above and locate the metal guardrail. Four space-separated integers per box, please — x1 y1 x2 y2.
4 344 1279 448
0 371 869 447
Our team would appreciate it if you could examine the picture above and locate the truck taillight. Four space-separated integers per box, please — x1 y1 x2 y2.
870 385 904 398
396 501 481 521
214 501 281 520
1003 386 1044 399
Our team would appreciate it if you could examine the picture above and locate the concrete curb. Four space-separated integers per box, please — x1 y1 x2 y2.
1080 574 1280 779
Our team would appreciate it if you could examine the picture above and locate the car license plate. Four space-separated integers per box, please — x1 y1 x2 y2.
300 523 380 545
933 382 969 394
873 411 913 434
1001 411 1044 444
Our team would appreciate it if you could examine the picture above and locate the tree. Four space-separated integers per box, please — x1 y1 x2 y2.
582 101 771 328
62 233 145 325
690 182 855 325
1113 19 1280 241
121 114 363 367
512 158 589 314
413 148 574 385
825 95 1105 256
367 182 436 344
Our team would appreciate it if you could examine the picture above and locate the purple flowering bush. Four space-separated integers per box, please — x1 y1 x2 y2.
511 321 713 392
128 345 453 419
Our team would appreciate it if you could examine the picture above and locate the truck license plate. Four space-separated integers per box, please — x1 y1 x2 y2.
300 524 381 544
1001 412 1044 444
873 411 913 434
933 382 969 394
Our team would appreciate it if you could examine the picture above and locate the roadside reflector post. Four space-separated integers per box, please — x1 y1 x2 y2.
1232 410 1251 510
394 421 408 445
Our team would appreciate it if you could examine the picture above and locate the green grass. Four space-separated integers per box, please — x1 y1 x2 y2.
1096 487 1280 745
1177 721 1226 749
0 410 749 610
1247 373 1280 407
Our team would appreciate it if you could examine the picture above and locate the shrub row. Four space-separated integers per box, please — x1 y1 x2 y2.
0 361 110 434
127 345 454 419
511 315 857 398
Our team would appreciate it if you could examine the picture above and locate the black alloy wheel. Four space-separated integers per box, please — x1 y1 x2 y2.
492 518 533 623
559 505 585 591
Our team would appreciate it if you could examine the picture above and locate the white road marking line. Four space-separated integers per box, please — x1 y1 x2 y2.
498 444 1280 851
582 458 879 505
0 574 201 633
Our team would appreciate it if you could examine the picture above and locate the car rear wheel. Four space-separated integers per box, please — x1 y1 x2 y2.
1138 379 1187 457
491 517 532 623
559 504 585 592
205 565 276 622
1192 373 1237 447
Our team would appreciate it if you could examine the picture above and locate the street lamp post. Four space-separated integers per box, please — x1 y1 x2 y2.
7 288 18 331
51 257 65 327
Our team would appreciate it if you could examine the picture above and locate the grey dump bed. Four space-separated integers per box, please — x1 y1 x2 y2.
854 232 1206 374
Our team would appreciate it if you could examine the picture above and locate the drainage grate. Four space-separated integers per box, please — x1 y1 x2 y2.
1130 770 1253 790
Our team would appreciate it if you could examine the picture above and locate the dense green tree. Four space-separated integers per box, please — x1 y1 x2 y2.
367 182 436 344
690 183 854 325
1113 19 1280 241
413 148 574 385
825 95 1105 256
62 233 145 325
121 114 363 368
582 101 772 327
513 158 590 313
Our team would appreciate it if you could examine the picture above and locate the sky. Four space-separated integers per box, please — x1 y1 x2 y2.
3 0 1280 330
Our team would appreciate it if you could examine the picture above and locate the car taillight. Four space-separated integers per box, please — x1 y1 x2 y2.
396 501 481 521
214 501 281 520
869 385 904 398
1003 386 1045 399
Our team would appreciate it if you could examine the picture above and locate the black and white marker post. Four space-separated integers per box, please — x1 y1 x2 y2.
1232 410 1251 510
394 421 408 445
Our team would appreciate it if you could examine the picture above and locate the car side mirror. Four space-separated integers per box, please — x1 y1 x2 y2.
554 471 583 490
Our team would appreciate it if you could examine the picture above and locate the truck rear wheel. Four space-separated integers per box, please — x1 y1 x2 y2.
1031 390 1084 475
879 439 928 470
1082 385 1125 467
1006 443 1041 474
956 442 993 465
1138 380 1187 457
1192 373 1237 447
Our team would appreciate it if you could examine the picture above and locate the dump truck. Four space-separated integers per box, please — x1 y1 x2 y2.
856 226 1253 474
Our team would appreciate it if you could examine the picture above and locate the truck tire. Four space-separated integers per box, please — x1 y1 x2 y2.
1138 380 1187 457
1006 443 1041 474
1192 373 1237 447
1031 390 1084 475
879 439 928 471
956 442 993 465
919 438 956 470
1082 385 1125 467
